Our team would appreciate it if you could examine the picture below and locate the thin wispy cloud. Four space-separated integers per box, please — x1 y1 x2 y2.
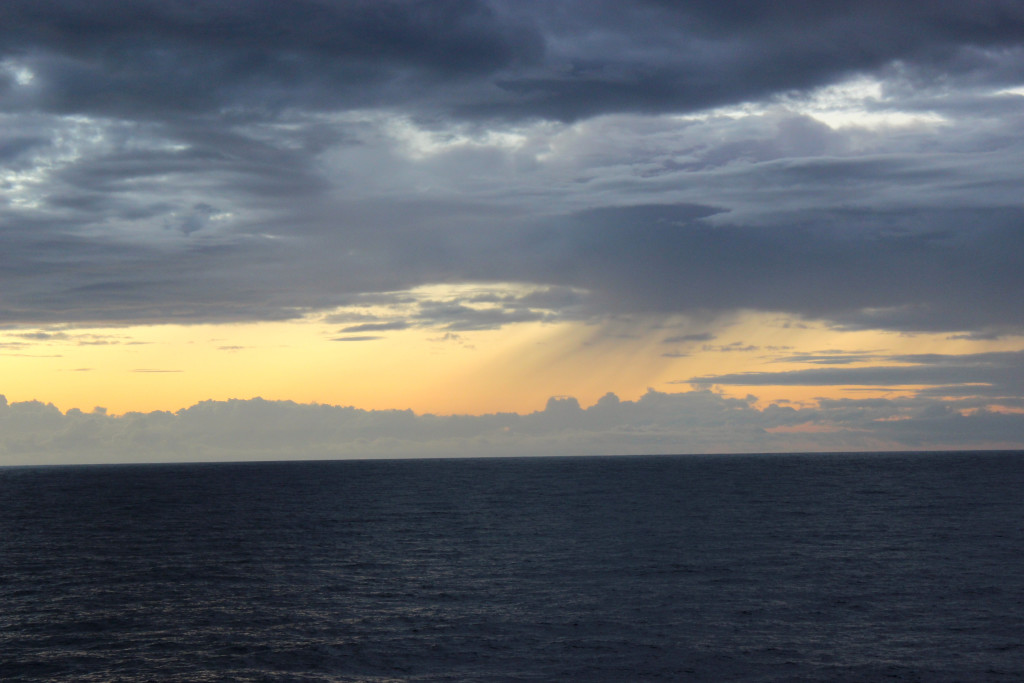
687 351 1024 400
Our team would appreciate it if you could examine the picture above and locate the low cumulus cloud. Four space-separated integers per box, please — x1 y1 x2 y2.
2 389 1022 467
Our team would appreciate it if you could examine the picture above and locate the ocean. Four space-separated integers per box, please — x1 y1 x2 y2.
1 452 1022 681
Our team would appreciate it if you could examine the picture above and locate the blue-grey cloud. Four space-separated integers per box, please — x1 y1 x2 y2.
339 321 411 333
331 336 382 343
687 351 1024 400
3 1 1020 122
0 0 1022 339
523 205 1024 333
663 333 715 344
2 388 1021 466
772 353 883 366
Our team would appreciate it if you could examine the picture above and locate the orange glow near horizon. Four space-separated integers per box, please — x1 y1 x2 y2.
2 309 1020 417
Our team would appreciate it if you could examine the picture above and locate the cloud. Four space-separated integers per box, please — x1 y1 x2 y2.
2 388 1021 466
321 284 582 333
412 301 553 331
0 0 541 120
663 333 715 344
702 343 759 353
339 321 411 333
772 353 883 366
687 350 1024 400
4 2 1020 123
529 204 1024 333
0 1 1022 338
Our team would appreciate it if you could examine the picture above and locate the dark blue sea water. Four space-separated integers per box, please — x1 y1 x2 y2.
1 452 1023 682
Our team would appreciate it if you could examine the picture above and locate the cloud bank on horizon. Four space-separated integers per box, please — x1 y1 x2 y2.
3 386 1023 466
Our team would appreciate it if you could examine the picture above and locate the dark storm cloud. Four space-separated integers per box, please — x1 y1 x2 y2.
0 0 541 119
513 204 1024 333
1 0 1023 334
2 1 1022 122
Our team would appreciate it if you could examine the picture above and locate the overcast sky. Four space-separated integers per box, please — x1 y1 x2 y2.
2 1 1024 463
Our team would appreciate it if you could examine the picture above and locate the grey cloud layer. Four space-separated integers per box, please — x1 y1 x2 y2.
3 389 1021 466
689 351 1024 400
3 1 1021 120
2 1 1024 333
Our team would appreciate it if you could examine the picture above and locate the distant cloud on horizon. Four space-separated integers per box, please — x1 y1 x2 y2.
2 389 1022 467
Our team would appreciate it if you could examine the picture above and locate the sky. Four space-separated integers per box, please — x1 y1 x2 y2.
2 0 1024 464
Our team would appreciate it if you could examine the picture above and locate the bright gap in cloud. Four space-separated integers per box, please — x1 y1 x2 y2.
320 282 587 327
381 116 547 160
795 77 947 129
0 58 35 85
673 75 947 130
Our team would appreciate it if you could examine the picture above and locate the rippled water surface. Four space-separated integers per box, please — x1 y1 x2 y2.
2 452 1023 681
